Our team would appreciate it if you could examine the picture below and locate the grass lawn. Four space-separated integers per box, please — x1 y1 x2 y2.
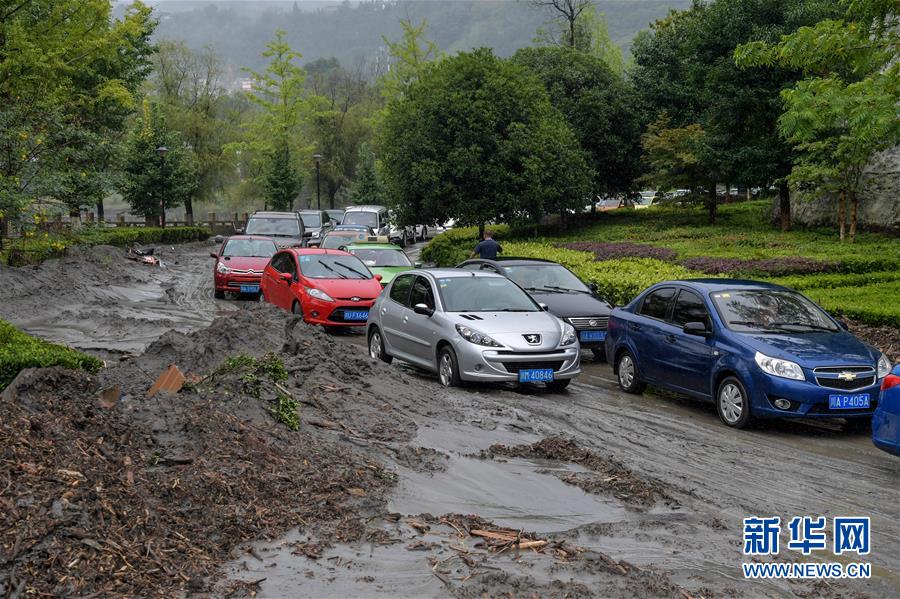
423 200 900 327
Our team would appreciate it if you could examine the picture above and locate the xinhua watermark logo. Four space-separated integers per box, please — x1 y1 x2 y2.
742 516 871 579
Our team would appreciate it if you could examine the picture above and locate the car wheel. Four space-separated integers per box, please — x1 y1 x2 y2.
716 376 752 429
546 378 571 392
616 350 646 394
438 346 462 388
214 289 225 299
368 327 393 364
591 348 607 363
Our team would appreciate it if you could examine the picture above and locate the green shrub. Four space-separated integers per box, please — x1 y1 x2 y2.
503 242 697 306
421 225 511 266
767 271 900 292
2 226 211 266
802 281 900 328
0 320 103 389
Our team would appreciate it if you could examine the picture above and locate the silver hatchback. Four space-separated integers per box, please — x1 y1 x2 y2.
367 269 581 390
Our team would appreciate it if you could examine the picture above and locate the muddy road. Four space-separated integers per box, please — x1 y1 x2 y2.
2 241 897 598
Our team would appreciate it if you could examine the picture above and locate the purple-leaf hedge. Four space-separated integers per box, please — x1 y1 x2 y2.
679 256 836 276
560 241 678 262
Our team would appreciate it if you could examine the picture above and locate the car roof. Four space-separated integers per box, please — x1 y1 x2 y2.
344 205 386 212
249 211 299 219
661 278 791 293
345 243 401 250
283 248 353 256
298 209 324 214
465 257 561 267
223 235 276 242
420 268 504 279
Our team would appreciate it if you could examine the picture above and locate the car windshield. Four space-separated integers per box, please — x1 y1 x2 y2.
437 276 540 312
222 239 277 258
503 264 589 293
298 254 372 279
300 212 322 228
327 210 344 224
245 217 299 237
351 248 412 267
321 233 360 249
343 211 378 228
711 289 839 333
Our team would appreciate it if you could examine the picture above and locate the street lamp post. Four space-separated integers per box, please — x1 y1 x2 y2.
156 146 168 227
313 153 323 210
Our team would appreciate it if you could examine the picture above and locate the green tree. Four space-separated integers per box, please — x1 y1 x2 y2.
736 0 899 241
351 143 385 205
263 143 302 211
150 41 238 223
380 19 441 101
631 0 843 228
120 101 198 225
231 30 310 209
513 46 642 199
0 0 155 230
530 0 596 49
380 49 592 231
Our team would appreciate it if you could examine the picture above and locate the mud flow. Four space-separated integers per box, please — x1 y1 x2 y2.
1 242 898 598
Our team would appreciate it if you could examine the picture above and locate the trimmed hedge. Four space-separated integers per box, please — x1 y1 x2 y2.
503 242 697 306
0 319 103 390
420 225 511 267
2 226 211 266
802 281 900 328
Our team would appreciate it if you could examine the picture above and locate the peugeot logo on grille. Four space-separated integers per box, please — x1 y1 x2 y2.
350 296 361 302
523 334 541 345
838 371 857 381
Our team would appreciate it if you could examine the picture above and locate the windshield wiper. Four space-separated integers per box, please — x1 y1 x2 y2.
729 320 775 330
771 321 835 332
524 286 563 294
333 261 369 279
319 261 347 279
543 285 591 294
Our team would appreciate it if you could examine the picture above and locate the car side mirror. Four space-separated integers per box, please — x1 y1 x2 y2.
279 272 293 282
374 274 383 282
213 235 224 244
589 282 598 293
837 319 849 331
413 303 434 317
414 262 422 269
210 252 218 259
683 321 710 336
234 228 243 234
539 302 549 311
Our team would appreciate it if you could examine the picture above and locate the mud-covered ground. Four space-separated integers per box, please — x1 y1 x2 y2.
1 242 898 598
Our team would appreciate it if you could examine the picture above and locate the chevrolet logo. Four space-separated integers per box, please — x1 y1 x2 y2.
838 371 857 381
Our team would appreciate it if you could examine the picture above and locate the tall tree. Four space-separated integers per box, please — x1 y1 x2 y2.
513 46 642 199
530 0 596 48
150 41 236 224
232 30 310 209
120 101 197 225
0 0 155 231
350 143 385 205
380 49 591 231
379 19 441 101
736 0 899 241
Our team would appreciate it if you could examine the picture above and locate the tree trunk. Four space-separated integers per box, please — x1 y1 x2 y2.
838 190 846 242
724 181 731 200
478 222 485 239
184 196 194 226
706 184 717 225
569 18 576 47
145 214 156 227
778 181 791 232
849 193 858 242
69 207 82 231
96 199 105 223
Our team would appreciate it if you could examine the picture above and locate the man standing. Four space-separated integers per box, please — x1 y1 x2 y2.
471 230 502 260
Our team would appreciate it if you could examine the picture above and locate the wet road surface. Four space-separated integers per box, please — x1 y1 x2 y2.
2 239 897 597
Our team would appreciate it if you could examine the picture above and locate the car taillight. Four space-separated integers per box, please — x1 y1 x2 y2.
882 374 900 392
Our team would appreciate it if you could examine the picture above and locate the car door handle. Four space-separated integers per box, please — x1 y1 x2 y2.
402 315 409 323
628 323 642 331
665 334 677 343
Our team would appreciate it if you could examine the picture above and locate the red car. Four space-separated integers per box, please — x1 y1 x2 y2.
211 235 278 298
261 248 383 327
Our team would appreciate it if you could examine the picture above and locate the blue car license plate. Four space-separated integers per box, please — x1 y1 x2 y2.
580 330 606 342
344 310 369 321
519 368 554 383
828 393 870 410
239 284 260 294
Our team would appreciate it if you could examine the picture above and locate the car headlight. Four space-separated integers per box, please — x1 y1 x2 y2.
312 230 320 238
456 324 501 347
216 262 231 274
306 287 334 302
754 352 805 381
560 323 577 346
877 353 891 378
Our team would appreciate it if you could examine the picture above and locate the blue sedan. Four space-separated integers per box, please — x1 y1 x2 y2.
604 279 892 428
872 365 900 455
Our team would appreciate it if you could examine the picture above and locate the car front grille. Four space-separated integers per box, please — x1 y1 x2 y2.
502 361 565 374
813 365 877 392
567 316 609 330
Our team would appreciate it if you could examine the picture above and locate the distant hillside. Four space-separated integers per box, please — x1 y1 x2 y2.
142 0 689 75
